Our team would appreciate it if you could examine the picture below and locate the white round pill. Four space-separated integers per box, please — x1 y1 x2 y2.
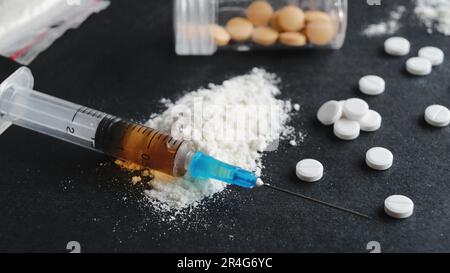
296 159 323 182
384 195 414 219
333 119 360 140
366 147 393 171
384 37 410 56
317 100 343 126
343 98 369 121
418 46 444 66
359 75 385 96
425 104 450 127
406 57 432 76
359 110 382 132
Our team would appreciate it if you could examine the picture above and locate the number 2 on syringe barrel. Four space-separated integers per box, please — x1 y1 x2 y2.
66 106 107 149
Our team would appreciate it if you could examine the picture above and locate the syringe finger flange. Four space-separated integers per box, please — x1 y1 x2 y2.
0 67 34 135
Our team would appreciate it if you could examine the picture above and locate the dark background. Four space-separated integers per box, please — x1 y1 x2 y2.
0 0 449 253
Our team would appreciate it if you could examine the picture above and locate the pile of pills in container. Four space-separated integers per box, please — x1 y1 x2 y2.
294 37 448 220
210 0 338 48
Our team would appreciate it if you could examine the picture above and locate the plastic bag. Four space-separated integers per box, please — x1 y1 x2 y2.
0 0 110 64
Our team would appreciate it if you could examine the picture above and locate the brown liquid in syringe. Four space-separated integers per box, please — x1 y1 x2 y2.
95 117 185 175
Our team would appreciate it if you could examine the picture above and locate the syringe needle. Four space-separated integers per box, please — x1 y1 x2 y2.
262 183 371 220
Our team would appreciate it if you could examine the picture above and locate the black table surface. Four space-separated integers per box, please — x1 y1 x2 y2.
0 0 449 253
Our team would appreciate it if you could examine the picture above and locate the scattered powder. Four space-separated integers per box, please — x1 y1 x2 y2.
137 68 299 215
362 6 406 37
141 170 153 177
114 159 144 171
415 0 450 35
115 159 154 188
131 176 142 184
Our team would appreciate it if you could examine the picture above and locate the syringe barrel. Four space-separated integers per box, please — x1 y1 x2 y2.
94 116 195 176
0 81 106 152
0 67 195 177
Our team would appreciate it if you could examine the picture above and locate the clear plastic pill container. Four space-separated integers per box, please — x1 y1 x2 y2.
174 0 347 55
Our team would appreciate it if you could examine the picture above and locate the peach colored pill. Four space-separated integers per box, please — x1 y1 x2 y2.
252 26 279 46
305 15 335 46
279 32 306 47
226 17 254 42
245 1 274 26
277 5 305 32
271 10 282 31
209 24 231 46
306 10 339 34
305 10 331 23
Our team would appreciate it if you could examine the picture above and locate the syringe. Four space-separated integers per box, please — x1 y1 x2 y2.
0 67 370 219
0 67 258 188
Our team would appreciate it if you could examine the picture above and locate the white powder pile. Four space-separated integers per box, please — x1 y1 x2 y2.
143 68 298 214
362 6 406 37
415 0 450 35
